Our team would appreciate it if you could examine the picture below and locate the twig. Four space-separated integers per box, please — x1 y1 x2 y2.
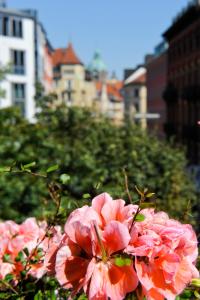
123 168 132 204
0 280 19 295
2 169 47 179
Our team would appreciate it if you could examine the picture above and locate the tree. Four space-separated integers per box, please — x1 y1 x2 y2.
0 96 197 227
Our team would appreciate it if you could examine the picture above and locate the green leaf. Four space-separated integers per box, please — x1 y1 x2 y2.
194 290 200 299
20 270 26 278
146 192 155 198
114 257 131 267
23 247 29 257
192 278 200 288
23 161 36 169
114 257 125 267
4 274 14 282
135 213 145 222
0 166 10 173
34 291 43 300
15 251 24 262
46 164 59 173
0 292 11 299
124 258 132 266
60 173 70 184
140 202 155 209
3 254 11 263
83 193 90 199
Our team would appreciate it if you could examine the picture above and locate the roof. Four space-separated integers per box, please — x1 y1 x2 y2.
124 67 146 85
163 1 200 41
96 81 123 101
52 43 83 67
0 7 37 19
87 51 107 73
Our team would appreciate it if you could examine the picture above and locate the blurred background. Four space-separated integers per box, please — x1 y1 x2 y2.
0 0 199 231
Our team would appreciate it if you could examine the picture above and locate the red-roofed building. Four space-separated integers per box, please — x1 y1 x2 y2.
51 43 124 124
52 43 83 67
52 43 96 107
95 80 124 124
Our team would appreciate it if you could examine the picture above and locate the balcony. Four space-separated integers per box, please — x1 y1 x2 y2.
12 65 25 75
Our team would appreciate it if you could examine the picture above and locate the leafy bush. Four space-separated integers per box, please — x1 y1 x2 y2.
0 92 198 227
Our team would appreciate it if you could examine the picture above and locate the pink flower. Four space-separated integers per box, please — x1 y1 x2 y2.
0 218 48 281
127 209 199 299
55 193 138 300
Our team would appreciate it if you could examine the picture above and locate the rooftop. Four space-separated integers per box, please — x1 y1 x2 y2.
163 0 200 40
96 81 123 101
124 67 146 85
87 51 107 73
52 43 83 67
0 6 37 19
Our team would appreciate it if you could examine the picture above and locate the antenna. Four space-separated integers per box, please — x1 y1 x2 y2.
0 0 6 8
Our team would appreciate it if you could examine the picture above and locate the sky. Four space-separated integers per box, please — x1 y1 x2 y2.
8 0 190 79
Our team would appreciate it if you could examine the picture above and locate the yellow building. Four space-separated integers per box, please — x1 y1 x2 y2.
52 43 96 107
52 44 124 124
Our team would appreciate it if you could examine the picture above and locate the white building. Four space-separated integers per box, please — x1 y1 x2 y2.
123 66 147 128
0 5 53 121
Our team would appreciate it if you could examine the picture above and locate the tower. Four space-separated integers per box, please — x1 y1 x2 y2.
87 50 107 81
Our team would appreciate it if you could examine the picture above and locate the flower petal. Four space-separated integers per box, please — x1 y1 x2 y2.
103 221 130 255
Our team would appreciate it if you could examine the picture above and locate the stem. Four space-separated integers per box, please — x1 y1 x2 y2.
0 280 19 295
3 170 47 178
93 224 107 262
123 168 132 204
129 207 141 233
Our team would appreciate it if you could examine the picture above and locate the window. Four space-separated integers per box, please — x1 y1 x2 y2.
11 50 25 74
64 69 74 75
2 16 9 35
11 18 22 37
134 88 139 97
0 16 23 37
135 102 139 112
67 80 72 90
12 83 26 116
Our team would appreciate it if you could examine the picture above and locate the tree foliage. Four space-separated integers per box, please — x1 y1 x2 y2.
0 87 198 227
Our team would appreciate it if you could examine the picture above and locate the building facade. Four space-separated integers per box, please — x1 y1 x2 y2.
52 43 96 108
0 5 53 121
163 0 200 163
146 42 167 137
95 79 123 125
123 66 147 128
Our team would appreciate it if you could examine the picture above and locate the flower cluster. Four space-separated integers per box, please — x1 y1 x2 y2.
0 193 198 300
0 217 62 282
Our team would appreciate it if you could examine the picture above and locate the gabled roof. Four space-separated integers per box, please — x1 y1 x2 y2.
52 43 83 67
124 67 146 85
96 81 123 101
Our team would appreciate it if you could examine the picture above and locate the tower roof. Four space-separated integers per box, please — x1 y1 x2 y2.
87 50 107 73
52 43 83 66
